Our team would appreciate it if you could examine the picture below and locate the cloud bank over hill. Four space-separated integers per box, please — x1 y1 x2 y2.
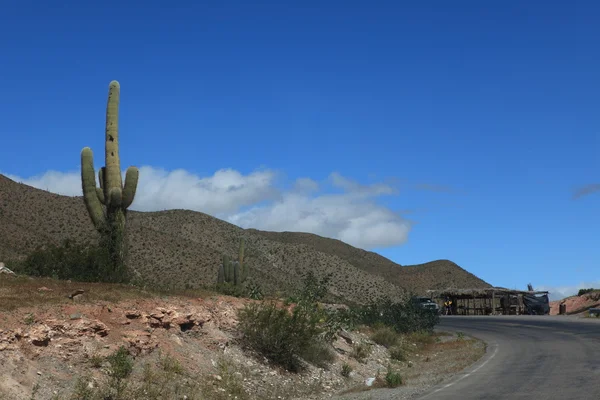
3 167 411 250
536 280 600 301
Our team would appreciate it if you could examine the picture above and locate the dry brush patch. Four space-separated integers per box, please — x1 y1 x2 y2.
334 330 486 399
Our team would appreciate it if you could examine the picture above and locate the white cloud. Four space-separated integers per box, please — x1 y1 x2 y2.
6 170 83 196
3 167 411 250
536 281 600 301
133 167 280 215
293 177 319 194
329 172 396 196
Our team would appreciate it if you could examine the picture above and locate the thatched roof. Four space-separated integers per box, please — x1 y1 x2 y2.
426 287 549 298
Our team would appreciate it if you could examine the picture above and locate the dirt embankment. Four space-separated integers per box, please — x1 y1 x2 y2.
550 291 600 315
0 276 485 400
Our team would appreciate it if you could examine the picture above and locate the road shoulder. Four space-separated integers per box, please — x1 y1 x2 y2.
329 330 487 400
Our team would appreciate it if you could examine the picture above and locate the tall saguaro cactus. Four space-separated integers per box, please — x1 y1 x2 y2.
80 81 139 278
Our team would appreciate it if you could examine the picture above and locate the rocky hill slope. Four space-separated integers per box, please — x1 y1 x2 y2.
550 290 600 315
0 174 491 304
0 275 486 400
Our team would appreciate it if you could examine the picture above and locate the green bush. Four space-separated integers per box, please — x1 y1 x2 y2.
237 271 340 372
384 365 403 388
237 301 324 372
106 346 133 381
295 271 332 305
578 288 597 296
11 238 129 283
352 296 440 334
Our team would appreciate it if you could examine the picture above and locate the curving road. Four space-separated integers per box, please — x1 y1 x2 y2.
417 315 600 400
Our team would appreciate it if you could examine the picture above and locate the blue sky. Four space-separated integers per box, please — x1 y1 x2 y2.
1 1 598 299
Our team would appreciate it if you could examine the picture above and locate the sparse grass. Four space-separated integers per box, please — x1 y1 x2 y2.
351 342 372 363
205 358 250 400
24 313 35 325
409 330 437 346
89 353 103 368
0 274 218 312
341 363 353 377
389 346 406 361
62 353 242 400
341 334 485 396
157 351 184 375
301 339 337 369
371 326 400 348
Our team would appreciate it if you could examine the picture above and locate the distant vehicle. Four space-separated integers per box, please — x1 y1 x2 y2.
411 296 440 313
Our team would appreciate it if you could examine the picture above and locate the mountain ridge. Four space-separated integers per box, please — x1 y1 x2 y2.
0 174 492 303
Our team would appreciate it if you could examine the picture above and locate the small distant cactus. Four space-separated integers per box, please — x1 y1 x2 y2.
217 238 249 286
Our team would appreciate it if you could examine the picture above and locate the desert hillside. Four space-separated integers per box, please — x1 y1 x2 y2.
0 174 491 304
249 230 492 292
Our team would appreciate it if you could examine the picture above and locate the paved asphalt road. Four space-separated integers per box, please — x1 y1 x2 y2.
417 315 600 400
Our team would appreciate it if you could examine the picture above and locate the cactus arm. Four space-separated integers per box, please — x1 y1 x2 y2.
233 261 240 285
98 167 105 190
222 255 230 282
96 187 105 204
241 263 248 283
105 81 123 191
226 261 234 284
122 166 139 208
217 264 225 284
81 147 106 229
96 167 106 204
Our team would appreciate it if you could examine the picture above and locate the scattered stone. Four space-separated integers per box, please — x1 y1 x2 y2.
0 262 15 275
125 310 141 319
338 329 353 345
37 287 53 292
72 294 85 302
68 289 85 300
69 313 82 320
30 326 51 347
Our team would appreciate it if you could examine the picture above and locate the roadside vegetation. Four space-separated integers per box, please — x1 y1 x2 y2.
1 263 445 399
578 288 599 296
237 271 440 377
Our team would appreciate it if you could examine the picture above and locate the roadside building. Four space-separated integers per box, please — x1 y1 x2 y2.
426 287 550 316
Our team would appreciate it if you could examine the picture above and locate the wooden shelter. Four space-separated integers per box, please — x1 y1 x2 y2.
426 287 550 316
